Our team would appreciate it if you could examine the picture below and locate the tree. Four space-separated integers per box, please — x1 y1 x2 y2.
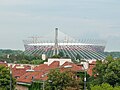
45 69 82 90
30 59 46 65
77 71 90 90
58 52 64 58
29 81 43 90
76 54 81 62
0 65 16 90
91 56 120 86
91 83 120 90
51 55 60 58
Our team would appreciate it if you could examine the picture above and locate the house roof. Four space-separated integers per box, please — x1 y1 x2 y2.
16 61 96 84
17 72 39 83
87 64 95 76
12 65 31 78
48 61 60 69
17 70 49 83
0 61 8 67
61 62 83 71
34 64 48 71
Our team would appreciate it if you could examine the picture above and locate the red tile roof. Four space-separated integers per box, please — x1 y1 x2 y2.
87 64 95 76
17 70 49 83
12 65 31 78
17 72 39 83
48 61 59 69
61 62 83 71
34 64 48 71
87 61 96 76
16 61 96 84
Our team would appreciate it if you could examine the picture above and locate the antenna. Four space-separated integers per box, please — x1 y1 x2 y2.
28 36 45 43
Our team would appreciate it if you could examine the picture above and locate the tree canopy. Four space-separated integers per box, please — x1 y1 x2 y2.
90 55 120 86
91 83 120 90
0 65 16 90
45 69 83 90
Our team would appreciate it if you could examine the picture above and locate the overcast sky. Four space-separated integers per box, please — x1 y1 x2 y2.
0 0 120 51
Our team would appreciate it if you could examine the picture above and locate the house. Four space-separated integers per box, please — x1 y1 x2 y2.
16 60 84 90
0 61 7 66
0 59 96 90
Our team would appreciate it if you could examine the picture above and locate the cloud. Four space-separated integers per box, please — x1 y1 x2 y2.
0 0 37 5
0 12 30 17
0 0 120 51
0 0 56 6
0 0 25 5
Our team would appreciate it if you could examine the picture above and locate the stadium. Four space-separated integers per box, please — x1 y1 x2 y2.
23 28 106 60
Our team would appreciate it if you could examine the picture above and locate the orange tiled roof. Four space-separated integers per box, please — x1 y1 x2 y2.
17 61 96 84
61 62 83 71
17 70 48 83
48 61 60 69
34 64 48 71
17 72 38 83
87 64 95 76
12 65 31 78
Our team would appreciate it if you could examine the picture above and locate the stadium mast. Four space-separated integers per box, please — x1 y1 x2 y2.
53 28 59 55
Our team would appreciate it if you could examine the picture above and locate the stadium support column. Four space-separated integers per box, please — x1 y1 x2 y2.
53 28 59 55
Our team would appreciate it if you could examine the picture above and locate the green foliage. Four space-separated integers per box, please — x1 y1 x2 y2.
29 81 43 90
77 71 90 89
18 60 29 64
0 49 23 56
16 59 46 65
30 60 46 65
0 50 46 64
91 55 120 86
76 54 81 62
0 49 43 63
0 65 16 90
104 52 120 58
45 69 82 90
91 83 120 90
65 54 69 58
58 51 64 58
51 55 61 58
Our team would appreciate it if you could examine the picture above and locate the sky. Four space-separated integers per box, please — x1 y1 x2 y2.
0 0 120 51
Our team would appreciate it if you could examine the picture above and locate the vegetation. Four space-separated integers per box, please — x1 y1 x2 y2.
90 55 120 87
0 49 23 56
0 49 46 65
0 65 16 90
104 52 120 58
16 59 47 65
51 55 61 58
45 69 83 90
20 55 120 90
0 49 120 63
52 52 70 59
29 81 43 90
76 54 81 62
0 49 120 89
91 83 120 90
58 51 64 57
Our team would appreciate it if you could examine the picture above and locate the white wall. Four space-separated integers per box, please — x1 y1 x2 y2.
45 58 72 66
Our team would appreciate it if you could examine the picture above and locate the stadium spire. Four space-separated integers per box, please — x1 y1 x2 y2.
53 28 59 55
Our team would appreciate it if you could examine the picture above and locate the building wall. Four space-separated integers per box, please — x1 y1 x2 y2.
45 58 72 66
15 85 29 90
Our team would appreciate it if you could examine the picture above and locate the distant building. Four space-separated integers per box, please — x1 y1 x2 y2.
23 29 106 60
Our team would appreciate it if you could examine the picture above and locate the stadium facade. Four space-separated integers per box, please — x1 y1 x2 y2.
23 28 106 60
